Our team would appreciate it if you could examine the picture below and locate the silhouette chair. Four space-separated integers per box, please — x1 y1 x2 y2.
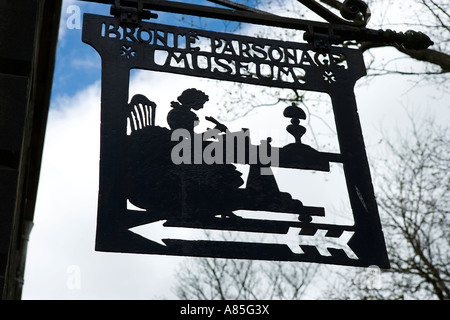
127 94 156 134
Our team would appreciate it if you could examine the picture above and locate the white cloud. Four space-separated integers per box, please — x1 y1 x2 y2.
71 54 101 71
22 74 209 299
25 64 287 299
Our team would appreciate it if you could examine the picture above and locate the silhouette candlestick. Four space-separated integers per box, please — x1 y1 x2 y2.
283 102 307 144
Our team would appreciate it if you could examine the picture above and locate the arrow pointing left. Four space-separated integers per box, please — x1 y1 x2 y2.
129 219 296 250
128 220 358 259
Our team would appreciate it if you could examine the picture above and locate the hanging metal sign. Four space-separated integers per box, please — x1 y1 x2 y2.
79 0 434 268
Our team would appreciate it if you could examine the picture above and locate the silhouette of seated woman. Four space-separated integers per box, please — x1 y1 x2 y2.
168 89 244 220
129 88 243 221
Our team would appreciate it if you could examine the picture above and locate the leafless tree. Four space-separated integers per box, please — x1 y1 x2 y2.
171 1 449 300
324 111 449 300
206 0 450 120
174 254 321 299
269 0 450 76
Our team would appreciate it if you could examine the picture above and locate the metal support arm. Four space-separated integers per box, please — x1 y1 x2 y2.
80 0 433 50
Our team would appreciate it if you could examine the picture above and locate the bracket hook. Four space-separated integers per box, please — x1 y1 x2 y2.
110 0 158 25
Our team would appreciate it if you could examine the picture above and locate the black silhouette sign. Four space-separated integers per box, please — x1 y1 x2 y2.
82 1 394 268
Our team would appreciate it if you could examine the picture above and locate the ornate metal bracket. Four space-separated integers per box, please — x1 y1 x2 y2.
297 0 371 27
140 0 433 50
82 0 433 49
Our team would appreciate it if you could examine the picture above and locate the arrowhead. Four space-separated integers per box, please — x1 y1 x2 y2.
129 220 168 246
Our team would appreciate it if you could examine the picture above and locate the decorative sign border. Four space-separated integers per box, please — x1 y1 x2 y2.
83 13 389 268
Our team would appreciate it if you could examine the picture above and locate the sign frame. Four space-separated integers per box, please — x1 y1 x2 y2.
82 8 390 268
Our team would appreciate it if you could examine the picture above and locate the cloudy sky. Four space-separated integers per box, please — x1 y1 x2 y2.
21 0 449 299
